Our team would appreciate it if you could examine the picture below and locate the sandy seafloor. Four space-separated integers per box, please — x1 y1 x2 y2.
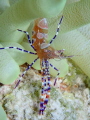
0 62 90 120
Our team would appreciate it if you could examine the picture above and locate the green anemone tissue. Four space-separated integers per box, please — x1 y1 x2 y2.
51 28 90 78
0 42 28 65
0 105 7 120
0 44 20 84
46 0 90 78
0 0 10 14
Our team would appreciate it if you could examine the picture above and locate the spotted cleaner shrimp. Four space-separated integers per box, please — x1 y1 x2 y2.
0 16 74 115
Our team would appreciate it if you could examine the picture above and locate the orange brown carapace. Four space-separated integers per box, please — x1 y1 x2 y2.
32 18 62 60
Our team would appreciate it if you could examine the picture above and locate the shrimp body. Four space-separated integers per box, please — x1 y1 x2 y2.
32 18 60 59
32 18 63 114
0 16 65 115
